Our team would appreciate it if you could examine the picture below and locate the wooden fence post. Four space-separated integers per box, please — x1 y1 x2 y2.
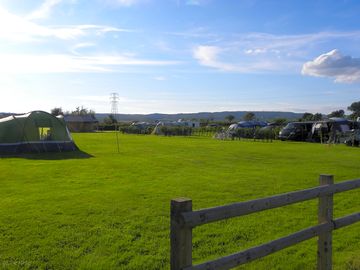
317 175 334 270
171 198 192 270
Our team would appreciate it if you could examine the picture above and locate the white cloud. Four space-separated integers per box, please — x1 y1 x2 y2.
193 45 218 64
0 53 180 73
193 45 235 71
302 49 360 83
27 0 63 20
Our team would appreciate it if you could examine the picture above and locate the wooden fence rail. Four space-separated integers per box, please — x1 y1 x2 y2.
170 175 360 270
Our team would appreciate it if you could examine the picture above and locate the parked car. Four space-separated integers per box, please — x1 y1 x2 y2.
278 122 314 141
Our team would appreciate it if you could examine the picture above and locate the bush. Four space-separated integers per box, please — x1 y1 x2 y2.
230 127 281 141
193 126 224 136
97 124 118 131
158 126 193 136
254 127 277 141
120 126 153 135
232 128 256 139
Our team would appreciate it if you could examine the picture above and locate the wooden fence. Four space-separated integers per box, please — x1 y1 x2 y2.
170 175 360 270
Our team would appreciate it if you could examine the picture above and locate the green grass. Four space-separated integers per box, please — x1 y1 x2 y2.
0 133 359 270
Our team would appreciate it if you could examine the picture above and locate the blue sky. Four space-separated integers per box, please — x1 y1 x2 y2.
0 0 360 114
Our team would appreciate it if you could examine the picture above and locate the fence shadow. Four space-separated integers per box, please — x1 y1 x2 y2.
0 150 93 160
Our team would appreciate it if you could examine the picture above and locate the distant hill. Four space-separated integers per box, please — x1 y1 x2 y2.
95 111 303 122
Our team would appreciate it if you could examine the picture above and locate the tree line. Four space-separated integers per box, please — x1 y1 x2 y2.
50 101 360 130
224 101 360 124
50 106 95 117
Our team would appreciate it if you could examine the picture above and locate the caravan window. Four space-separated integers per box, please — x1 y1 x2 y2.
340 124 350 132
284 123 295 129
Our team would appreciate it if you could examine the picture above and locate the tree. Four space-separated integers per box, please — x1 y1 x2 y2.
300 112 322 121
313 113 323 121
108 114 117 124
328 109 345 118
243 112 255 121
102 115 117 125
348 101 360 119
301 112 314 121
50 107 63 116
70 106 95 116
271 118 287 126
225 114 235 122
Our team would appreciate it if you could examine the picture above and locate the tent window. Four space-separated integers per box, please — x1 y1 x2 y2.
39 127 52 140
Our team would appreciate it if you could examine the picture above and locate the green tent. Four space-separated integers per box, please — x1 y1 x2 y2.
0 111 78 154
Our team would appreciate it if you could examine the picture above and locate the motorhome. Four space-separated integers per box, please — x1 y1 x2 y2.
311 118 350 143
278 122 314 141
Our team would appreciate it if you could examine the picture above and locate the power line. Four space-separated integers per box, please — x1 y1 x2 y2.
110 92 119 120
110 92 120 153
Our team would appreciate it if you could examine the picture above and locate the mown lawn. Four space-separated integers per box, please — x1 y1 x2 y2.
0 133 359 270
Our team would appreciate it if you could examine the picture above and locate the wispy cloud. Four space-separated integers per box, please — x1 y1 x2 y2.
165 27 218 39
0 53 181 73
0 6 130 42
244 48 271 55
185 0 209 6
193 45 284 73
27 0 63 20
104 0 143 7
70 42 96 54
71 95 120 103
230 31 360 55
116 0 139 6
302 49 360 83
192 31 360 73
153 76 167 81
0 5 180 75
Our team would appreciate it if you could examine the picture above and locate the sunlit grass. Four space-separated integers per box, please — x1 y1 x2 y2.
0 133 359 269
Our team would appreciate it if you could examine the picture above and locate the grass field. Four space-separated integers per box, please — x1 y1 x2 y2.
0 133 360 270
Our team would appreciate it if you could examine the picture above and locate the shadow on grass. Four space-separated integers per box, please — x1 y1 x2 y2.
0 150 94 160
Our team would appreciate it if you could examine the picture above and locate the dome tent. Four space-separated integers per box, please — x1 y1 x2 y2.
0 111 78 154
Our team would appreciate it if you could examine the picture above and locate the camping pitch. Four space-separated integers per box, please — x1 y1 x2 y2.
0 111 78 154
